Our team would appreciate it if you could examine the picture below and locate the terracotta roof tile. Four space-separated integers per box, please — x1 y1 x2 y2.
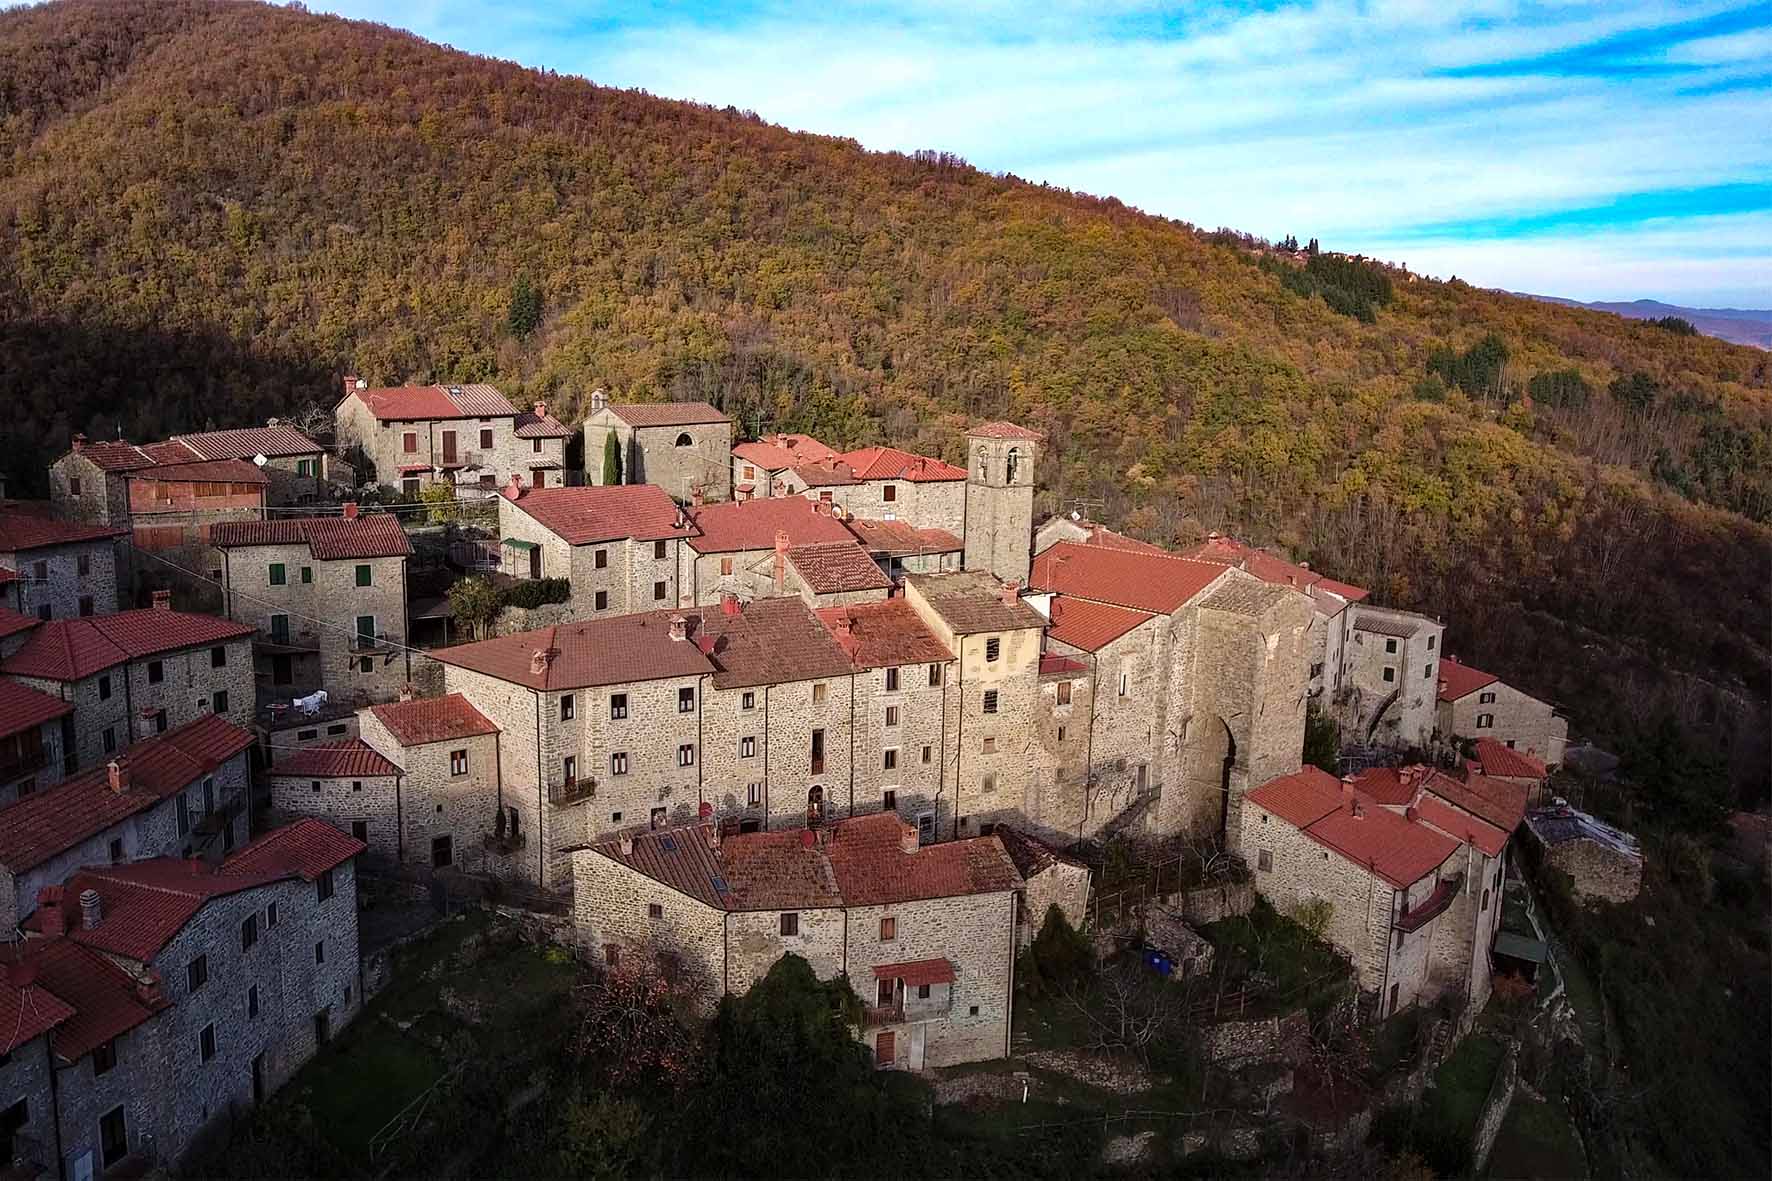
787 541 892 595
367 693 499 746
733 434 839 470
350 384 518 421
71 441 159 472
1430 768 1528 834
1351 609 1429 639
907 571 1046 635
843 518 963 557
268 740 401 779
127 457 267 484
789 460 862 487
175 425 322 461
1039 653 1088 676
1044 595 1153 652
1245 767 1347 829
221 817 366 880
0 938 164 1061
836 446 965 482
0 963 75 1054
992 825 1087 879
1436 657 1499 703
0 679 74 739
1 609 254 681
967 421 1044 440
604 401 730 428
0 714 253 872
432 613 715 691
1414 796 1509 858
1471 738 1547 781
815 599 954 669
871 958 955 985
0 605 39 642
701 598 856 689
1030 541 1228 615
512 410 573 439
687 497 855 554
0 506 122 552
825 813 1022 906
1180 535 1369 603
502 484 691 546
208 514 412 559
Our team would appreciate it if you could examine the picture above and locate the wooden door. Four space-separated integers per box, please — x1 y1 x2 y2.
874 1030 895 1068
441 430 457 464
528 546 542 579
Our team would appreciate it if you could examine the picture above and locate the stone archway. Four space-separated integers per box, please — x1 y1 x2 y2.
1178 714 1238 841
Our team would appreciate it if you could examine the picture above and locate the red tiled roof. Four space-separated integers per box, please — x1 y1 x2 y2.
0 951 75 1054
1030 541 1228 615
1471 738 1547 781
700 597 857 689
816 599 954 669
1436 657 1499 703
0 605 39 642
1044 595 1153 652
687 497 855 554
0 938 163 1061
367 693 498 747
1043 519 1168 555
1246 767 1347 830
71 440 160 472
221 817 366 880
1414 796 1509 858
208 514 412 559
787 541 892 595
512 410 573 439
1304 796 1457 890
433 612 716 691
348 384 518 421
1348 766 1419 807
604 401 730 428
992 824 1088 878
0 567 14 584
872 958 955 986
0 714 253 872
789 459 862 487
907 570 1047 635
1 609 254 681
1180 535 1368 603
0 679 73 740
836 446 965 482
1039 653 1088 676
175 425 322 461
1430 768 1528 835
825 813 1022 906
127 457 267 484
0 507 121 553
503 484 690 546
843 517 963 556
733 434 838 470
269 740 400 780
967 421 1044 440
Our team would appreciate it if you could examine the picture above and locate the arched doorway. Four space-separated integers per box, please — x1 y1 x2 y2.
807 784 825 827
1179 715 1237 841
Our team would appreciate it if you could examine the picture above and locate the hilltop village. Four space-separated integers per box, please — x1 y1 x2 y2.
0 381 1590 1173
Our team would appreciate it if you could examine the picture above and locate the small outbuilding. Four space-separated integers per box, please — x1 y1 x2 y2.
1524 802 1642 904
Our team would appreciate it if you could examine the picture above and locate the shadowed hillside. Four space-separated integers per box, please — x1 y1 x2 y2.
0 0 1766 802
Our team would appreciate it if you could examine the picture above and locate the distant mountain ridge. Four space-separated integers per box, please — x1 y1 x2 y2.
1518 294 1772 349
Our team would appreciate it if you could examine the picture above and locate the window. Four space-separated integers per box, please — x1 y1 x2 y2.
1310 662 1324 678
151 711 167 735
35 603 48 621
563 756 576 784
1118 672 1129 697
928 663 942 687
212 689 229 714
1057 725 1067 742
241 913 257 950
1384 638 1398 654
79 595 94 617
880 916 896 941
1424 663 1434 679
679 686 696 713
648 903 664 920
267 903 278 928
99 675 112 701
981 773 997 793
747 783 762 807
1258 848 1273 872
981 737 995 754
652 580 666 601
982 690 998 714
1476 713 1494 729
315 940 326 964
296 457 315 477
920 745 932 765
610 752 629 775
351 820 368 842
301 566 313 582
1056 681 1071 705
883 748 898 770
269 562 286 586
355 564 372 587
187 955 208 994
883 484 896 502
402 432 418 453
588 548 608 572
917 984 931 1000
594 590 609 611
1478 690 1496 704
877 979 895 1006
885 667 899 692
720 556 734 576
248 984 259 1018
884 705 899 727
355 615 376 644
70 476 82 496
743 465 756 480
449 749 469 776
604 945 620 968
779 913 799 937
103 727 116 754
93 1038 117 1076
984 637 1000 662
653 540 669 560
677 744 695 767
561 694 575 720
1005 447 1021 483
359 656 374 673
812 682 828 704
211 645 227 668
741 691 755 711
1481 888 1490 913
740 736 755 758
480 427 494 450
270 613 291 644
883 788 896 809
317 868 335 901
177 795 190 837
1382 666 1396 683
675 432 693 447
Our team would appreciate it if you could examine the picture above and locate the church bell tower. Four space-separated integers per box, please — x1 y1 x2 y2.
963 422 1042 585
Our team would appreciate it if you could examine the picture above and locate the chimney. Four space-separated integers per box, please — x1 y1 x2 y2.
1405 805 1420 822
399 683 416 702
266 417 281 428
107 758 130 793
668 615 688 642
151 589 172 611
133 970 164 1007
899 824 919 855
773 530 789 593
342 501 359 520
699 801 714 821
1208 530 1221 540
1000 579 1020 607
79 889 102 930
38 902 66 938
343 376 359 399
674 509 687 529
529 648 554 675
831 613 852 639
590 388 607 414
691 486 705 508
1287 573 1296 587
533 400 548 420
1298 561 1311 571
504 473 523 500
71 434 87 454
618 834 634 855
721 592 740 618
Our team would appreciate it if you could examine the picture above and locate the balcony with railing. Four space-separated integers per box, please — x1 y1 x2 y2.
549 776 596 807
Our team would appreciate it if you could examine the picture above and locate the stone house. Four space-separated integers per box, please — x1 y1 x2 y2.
333 379 570 495
962 422 1042 586
992 824 1092 948
1334 603 1445 751
1523 803 1641 904
209 510 414 704
832 446 966 534
49 424 323 518
0 679 73 804
1028 541 1314 846
495 482 693 616
1437 658 1567 768
731 434 841 500
266 740 403 864
583 393 732 502
1 602 255 772
355 694 503 873
0 504 124 620
570 812 1022 1069
780 540 893 606
842 518 963 581
25 818 364 1170
0 713 254 931
48 436 270 559
677 496 857 606
1032 516 1168 558
1468 737 1551 799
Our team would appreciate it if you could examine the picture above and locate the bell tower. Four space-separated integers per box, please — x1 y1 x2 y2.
963 422 1042 585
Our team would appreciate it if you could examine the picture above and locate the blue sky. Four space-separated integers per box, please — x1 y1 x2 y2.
315 1 1772 306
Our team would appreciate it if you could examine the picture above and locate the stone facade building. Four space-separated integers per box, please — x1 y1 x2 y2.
1437 657 1568 768
677 496 857 605
210 510 414 704
0 505 123 621
832 446 966 535
1334 603 1445 750
843 518 963 581
583 394 732 502
1523 803 1641 904
0 679 73 804
962 422 1042 586
993 825 1092 948
333 379 570 495
354 694 503 873
0 713 253 932
1 604 255 772
495 482 693 616
731 434 841 500
266 740 404 864
570 812 1022 1069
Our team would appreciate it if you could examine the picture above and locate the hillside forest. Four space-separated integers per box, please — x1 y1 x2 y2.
0 0 1766 812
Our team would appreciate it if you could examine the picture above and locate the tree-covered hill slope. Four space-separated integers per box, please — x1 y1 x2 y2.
0 0 1766 796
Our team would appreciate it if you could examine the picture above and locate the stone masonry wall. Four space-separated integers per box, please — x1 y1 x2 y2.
848 661 954 838
357 709 500 872
1439 680 1567 767
569 847 727 1010
119 637 257 745
268 771 403 863
0 1035 57 1175
963 434 1036 586
1 538 120 620
1029 661 1094 844
949 628 1042 838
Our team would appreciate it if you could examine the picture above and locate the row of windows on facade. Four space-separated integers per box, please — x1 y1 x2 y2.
94 693 231 758
266 562 378 587
1377 663 1439 684
400 427 549 455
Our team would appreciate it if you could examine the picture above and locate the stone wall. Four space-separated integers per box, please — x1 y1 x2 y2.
0 1035 56 1175
1199 1007 1310 1070
1545 838 1642 904
357 709 500 873
568 846 726 1010
1163 878 1255 926
268 770 403 863
1 714 69 803
0 537 120 620
962 435 1036 585
1470 1038 1520 1175
1018 860 1093 948
1439 679 1567 767
1337 608 1443 749
848 661 956 839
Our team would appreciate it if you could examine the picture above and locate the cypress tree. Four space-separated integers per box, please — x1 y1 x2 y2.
601 430 622 485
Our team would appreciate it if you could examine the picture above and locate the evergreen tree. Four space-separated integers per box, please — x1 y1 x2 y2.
601 430 622 485
507 274 542 338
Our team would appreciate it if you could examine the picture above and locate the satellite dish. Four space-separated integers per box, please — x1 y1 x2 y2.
1070 509 1081 522
253 454 269 467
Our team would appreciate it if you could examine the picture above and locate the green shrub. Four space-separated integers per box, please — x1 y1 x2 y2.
499 578 571 609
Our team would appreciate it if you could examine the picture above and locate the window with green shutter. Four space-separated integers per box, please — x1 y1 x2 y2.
301 566 313 584
355 564 372 587
268 563 286 586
